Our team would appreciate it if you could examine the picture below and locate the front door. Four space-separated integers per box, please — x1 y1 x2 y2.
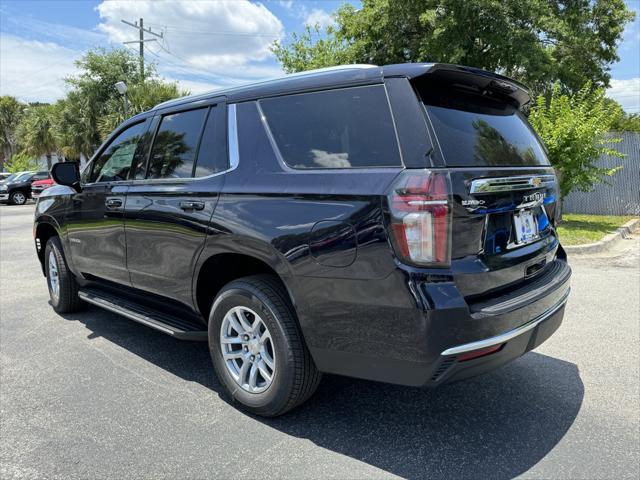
125 103 228 307
66 119 149 284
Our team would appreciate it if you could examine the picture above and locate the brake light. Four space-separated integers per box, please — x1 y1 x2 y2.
387 170 452 266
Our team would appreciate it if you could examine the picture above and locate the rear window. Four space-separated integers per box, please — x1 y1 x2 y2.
260 85 402 169
421 89 549 167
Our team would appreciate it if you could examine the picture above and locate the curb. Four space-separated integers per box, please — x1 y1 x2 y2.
564 218 640 255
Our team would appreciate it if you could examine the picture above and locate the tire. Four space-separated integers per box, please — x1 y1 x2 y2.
44 236 84 314
209 275 322 417
9 190 27 205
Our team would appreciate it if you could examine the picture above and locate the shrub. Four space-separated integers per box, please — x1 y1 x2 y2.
529 83 624 198
5 151 38 173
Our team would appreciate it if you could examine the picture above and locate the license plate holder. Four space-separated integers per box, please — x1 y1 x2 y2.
514 208 539 244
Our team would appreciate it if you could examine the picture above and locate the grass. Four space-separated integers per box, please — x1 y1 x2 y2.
557 214 636 245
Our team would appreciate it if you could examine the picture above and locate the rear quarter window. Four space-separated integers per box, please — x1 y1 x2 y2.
259 85 402 169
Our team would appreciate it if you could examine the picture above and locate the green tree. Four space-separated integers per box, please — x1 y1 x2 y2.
16 104 58 170
66 48 149 103
610 113 640 133
12 49 187 164
54 48 186 158
0 96 26 170
529 83 624 198
51 92 97 159
272 0 634 94
272 25 353 74
607 100 640 132
98 79 188 139
57 48 148 157
4 151 38 173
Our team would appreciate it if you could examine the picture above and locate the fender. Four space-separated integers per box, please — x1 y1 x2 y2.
192 233 297 311
34 185 75 275
33 216 63 276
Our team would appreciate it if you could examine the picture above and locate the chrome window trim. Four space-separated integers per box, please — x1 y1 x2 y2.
86 104 240 187
441 288 570 356
227 103 240 170
470 174 556 194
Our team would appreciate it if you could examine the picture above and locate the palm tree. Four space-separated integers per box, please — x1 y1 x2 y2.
17 104 58 170
0 96 25 170
52 94 99 160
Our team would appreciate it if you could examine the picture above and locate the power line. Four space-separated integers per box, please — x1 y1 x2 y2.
158 30 280 37
144 43 229 82
155 42 194 67
139 24 265 85
121 18 164 80
143 22 280 37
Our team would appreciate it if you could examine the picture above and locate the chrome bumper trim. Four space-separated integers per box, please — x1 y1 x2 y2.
441 288 570 356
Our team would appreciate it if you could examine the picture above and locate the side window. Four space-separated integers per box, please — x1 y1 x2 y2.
259 85 402 169
91 122 146 183
193 107 228 177
80 161 91 184
132 117 159 180
148 108 208 179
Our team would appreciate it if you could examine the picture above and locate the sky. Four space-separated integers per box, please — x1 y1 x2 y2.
0 0 639 112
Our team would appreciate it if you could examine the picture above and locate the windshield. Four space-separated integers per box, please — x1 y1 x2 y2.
2 173 19 183
420 88 549 167
14 172 33 182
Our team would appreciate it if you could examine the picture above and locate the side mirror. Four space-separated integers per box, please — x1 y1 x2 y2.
51 162 82 193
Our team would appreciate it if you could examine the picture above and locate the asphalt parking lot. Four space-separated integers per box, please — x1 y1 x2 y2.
1 203 638 479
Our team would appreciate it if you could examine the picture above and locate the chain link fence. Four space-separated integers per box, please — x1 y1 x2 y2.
563 132 640 215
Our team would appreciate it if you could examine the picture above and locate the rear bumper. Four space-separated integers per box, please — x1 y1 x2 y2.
430 289 568 385
442 288 569 357
304 258 571 387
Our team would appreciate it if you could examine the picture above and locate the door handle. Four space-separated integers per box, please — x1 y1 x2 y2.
105 198 123 209
179 201 205 211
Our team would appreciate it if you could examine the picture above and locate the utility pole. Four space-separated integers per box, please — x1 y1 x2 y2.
121 18 163 82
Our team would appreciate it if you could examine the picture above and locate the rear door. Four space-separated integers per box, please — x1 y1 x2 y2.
66 119 150 284
124 100 228 307
414 76 560 296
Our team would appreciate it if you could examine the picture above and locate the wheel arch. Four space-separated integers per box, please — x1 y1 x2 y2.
192 238 297 322
34 219 62 275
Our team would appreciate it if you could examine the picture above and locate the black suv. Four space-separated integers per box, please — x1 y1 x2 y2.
35 64 571 416
1 170 49 205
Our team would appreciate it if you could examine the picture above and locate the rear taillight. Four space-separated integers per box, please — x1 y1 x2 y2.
387 170 452 267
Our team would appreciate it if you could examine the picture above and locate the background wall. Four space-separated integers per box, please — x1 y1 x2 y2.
563 132 640 215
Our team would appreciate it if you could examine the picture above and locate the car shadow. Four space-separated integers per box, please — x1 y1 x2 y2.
61 306 583 480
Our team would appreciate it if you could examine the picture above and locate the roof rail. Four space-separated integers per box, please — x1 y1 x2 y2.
152 64 380 110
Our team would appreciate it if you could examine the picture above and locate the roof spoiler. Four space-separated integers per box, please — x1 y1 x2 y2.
383 63 531 108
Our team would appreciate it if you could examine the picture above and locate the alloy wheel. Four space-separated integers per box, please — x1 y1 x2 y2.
12 192 26 205
219 306 275 393
48 251 60 301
